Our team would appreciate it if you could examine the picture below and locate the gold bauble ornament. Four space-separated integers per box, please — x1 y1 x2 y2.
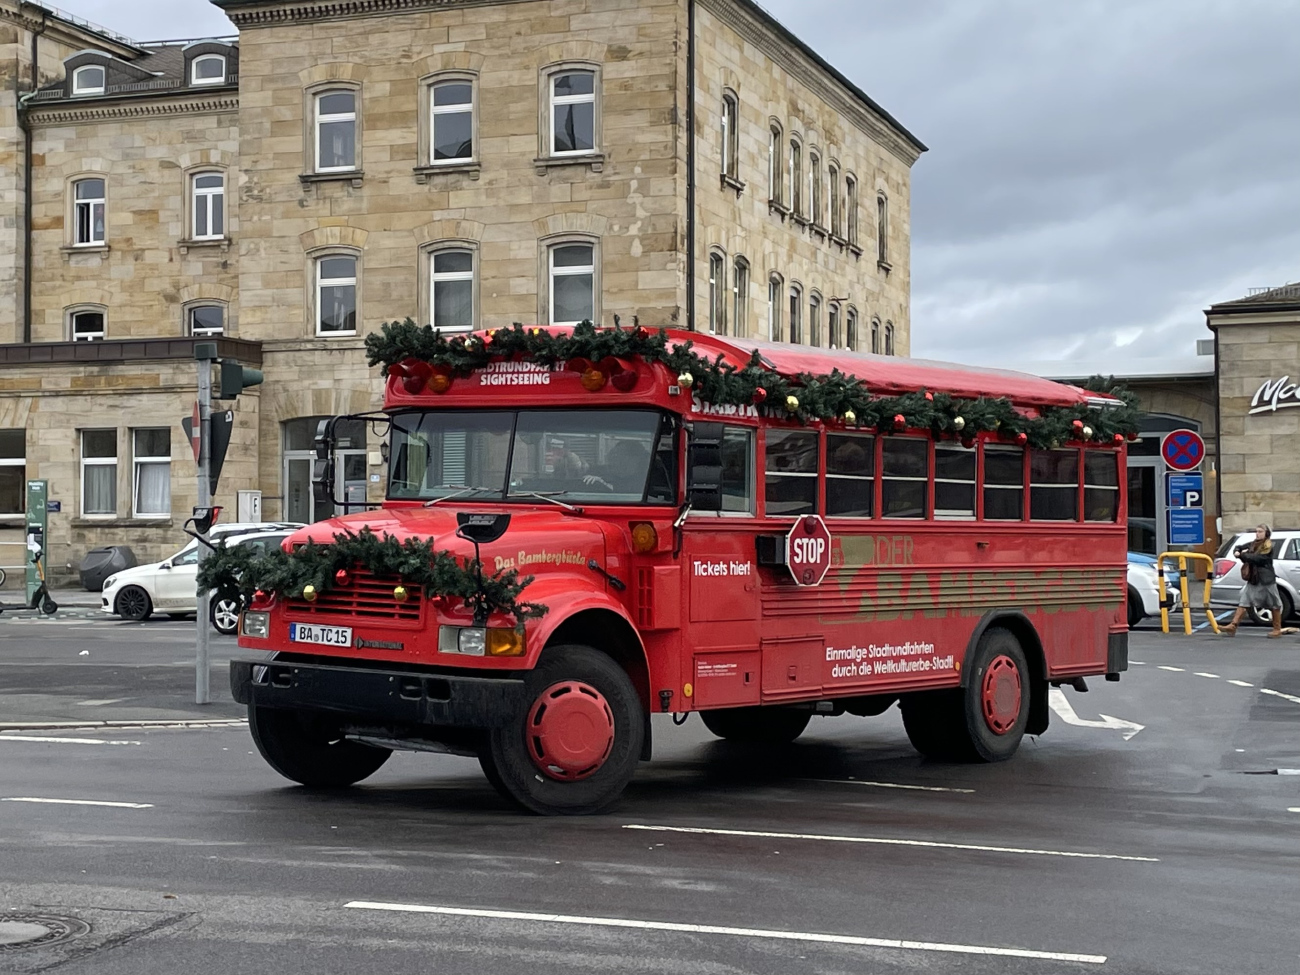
1082 425 1093 439
843 409 857 425
952 416 966 431
393 585 409 603
302 585 317 603
785 395 800 412
677 371 694 389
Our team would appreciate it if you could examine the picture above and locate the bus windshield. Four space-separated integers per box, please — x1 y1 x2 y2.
388 409 677 505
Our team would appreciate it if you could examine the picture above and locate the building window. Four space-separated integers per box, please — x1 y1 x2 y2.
934 444 977 519
315 89 357 172
550 70 596 156
72 65 104 95
81 430 117 517
829 164 841 237
0 431 23 517
826 433 874 517
73 178 105 245
431 248 474 332
765 429 818 516
732 257 749 338
828 302 842 349
721 92 739 179
884 322 895 355
788 284 802 344
984 446 1025 520
808 292 822 347
789 139 802 216
191 54 226 86
549 242 595 325
877 192 889 264
846 175 859 245
316 255 357 335
1031 449 1080 521
132 428 171 518
188 305 224 336
768 274 783 342
1084 451 1120 522
882 437 928 519
284 416 368 523
191 172 224 239
70 309 105 341
846 307 859 351
708 251 726 334
431 79 474 162
809 151 822 227
768 123 783 204
871 317 881 353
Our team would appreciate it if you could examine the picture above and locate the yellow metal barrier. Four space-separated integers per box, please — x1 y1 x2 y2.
1157 552 1219 635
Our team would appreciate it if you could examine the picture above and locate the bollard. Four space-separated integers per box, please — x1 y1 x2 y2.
1157 552 1219 635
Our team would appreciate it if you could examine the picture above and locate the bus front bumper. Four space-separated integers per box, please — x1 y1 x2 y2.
230 658 526 728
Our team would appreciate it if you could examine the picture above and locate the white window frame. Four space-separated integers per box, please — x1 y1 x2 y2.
550 70 596 157
871 317 881 354
316 254 358 336
191 171 224 240
846 307 859 351
789 139 802 216
430 78 475 164
732 257 749 338
132 428 172 519
721 92 739 178
828 302 842 349
829 164 841 237
708 251 726 335
80 429 117 518
768 124 782 204
314 88 358 173
846 175 859 245
548 242 596 326
69 308 106 342
877 192 889 264
187 304 224 336
808 292 822 347
72 64 105 96
789 284 802 345
430 247 475 332
73 178 105 246
884 322 895 356
809 151 822 227
0 431 24 519
767 274 783 342
191 54 226 86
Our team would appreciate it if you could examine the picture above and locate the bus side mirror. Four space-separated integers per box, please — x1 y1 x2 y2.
686 422 724 512
312 418 336 506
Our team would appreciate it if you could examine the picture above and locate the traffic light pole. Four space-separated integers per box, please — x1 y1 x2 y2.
196 352 213 705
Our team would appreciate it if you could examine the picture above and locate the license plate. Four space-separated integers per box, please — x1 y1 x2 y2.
289 623 352 647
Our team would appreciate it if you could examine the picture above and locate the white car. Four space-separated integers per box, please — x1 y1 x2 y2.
1127 558 1180 628
101 523 301 633
1211 529 1300 626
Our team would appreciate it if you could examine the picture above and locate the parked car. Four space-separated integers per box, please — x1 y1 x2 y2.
1127 553 1180 628
1211 529 1300 626
101 523 302 633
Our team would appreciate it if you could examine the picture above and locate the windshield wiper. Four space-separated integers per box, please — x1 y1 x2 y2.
423 485 499 507
510 491 584 514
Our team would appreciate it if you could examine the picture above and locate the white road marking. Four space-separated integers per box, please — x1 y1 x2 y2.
622 824 1157 862
1158 666 1185 672
1131 660 1147 665
75 698 127 707
1227 680 1254 687
0 719 246 732
1260 688 1300 705
812 779 975 794
1193 672 1220 679
1289 808 1300 813
1277 769 1300 776
2 797 153 808
0 735 140 746
343 901 1107 964
1048 688 1145 740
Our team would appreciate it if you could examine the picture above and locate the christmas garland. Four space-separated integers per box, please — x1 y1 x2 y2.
196 527 547 627
365 319 1140 449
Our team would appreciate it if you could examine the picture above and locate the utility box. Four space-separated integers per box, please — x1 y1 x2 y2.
237 490 262 524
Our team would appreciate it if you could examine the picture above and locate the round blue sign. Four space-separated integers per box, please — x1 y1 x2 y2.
1161 429 1205 471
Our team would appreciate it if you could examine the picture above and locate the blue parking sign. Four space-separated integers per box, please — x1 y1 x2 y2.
1168 508 1205 546
1166 473 1204 508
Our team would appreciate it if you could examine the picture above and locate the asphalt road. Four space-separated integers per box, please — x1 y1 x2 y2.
1 616 1298 974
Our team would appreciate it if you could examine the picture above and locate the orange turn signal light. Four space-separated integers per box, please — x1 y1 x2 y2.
428 370 453 394
630 522 658 554
486 628 526 657
580 367 608 392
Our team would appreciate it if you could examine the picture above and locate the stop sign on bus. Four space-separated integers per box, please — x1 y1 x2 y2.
786 515 833 586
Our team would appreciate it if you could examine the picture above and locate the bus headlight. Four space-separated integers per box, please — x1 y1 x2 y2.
438 625 526 657
242 612 270 638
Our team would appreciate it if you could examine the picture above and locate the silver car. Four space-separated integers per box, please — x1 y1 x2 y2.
1210 530 1300 625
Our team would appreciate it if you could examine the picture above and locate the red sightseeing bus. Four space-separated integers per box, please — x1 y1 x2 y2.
227 325 1130 815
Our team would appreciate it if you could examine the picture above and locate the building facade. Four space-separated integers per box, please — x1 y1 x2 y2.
0 0 922 585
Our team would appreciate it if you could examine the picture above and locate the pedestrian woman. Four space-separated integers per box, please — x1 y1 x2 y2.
1222 524 1285 637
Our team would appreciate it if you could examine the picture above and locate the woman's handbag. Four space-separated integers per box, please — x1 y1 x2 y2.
1241 562 1253 583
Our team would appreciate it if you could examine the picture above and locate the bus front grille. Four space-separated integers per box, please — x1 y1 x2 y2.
289 571 423 622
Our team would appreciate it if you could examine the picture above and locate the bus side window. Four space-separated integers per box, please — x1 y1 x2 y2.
983 445 1024 520
882 437 928 518
765 429 818 515
826 433 874 516
1084 450 1119 521
721 427 755 513
934 443 976 519
1031 448 1080 521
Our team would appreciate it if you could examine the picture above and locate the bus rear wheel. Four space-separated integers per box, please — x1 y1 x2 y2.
248 705 391 788
700 706 811 744
482 645 643 815
901 628 1030 763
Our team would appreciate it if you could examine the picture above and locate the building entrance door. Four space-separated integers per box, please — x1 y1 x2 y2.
283 416 368 524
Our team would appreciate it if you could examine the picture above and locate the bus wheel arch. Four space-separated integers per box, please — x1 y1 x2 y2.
962 611 1048 737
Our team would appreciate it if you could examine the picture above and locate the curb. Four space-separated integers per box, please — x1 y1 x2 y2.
0 718 247 732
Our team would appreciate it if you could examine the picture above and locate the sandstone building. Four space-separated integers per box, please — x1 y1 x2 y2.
0 0 923 583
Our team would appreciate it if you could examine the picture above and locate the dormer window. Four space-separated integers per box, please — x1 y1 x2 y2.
72 65 105 96
191 54 226 86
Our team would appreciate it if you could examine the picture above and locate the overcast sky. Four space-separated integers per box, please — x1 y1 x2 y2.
58 0 1300 367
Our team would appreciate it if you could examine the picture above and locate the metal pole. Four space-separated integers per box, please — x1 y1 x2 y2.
196 355 212 705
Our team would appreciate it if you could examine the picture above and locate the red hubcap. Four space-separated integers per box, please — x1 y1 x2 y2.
526 680 615 781
981 655 1022 736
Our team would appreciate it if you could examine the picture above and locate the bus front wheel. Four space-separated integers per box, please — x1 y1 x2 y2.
248 705 391 787
700 706 811 744
901 628 1030 763
482 645 644 815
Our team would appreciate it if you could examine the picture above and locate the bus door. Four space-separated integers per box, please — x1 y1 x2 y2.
680 422 762 711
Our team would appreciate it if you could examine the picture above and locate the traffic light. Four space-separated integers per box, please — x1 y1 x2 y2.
217 360 263 399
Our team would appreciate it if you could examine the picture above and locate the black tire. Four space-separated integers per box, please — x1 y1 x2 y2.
1127 588 1144 629
39 592 58 615
901 628 1030 763
116 585 152 622
1250 589 1294 627
248 706 390 788
211 597 242 635
483 644 643 815
700 706 811 744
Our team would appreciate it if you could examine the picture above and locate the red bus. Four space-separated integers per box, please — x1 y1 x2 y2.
226 325 1130 814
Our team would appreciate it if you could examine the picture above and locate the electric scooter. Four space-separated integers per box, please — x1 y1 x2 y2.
0 525 59 615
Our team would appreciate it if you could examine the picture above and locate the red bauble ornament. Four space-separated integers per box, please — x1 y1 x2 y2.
1113 433 1125 445
752 387 768 404
1127 431 1139 442
893 413 907 430
335 569 351 587
924 391 934 401
1015 432 1029 446
1071 419 1084 432
632 326 649 341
